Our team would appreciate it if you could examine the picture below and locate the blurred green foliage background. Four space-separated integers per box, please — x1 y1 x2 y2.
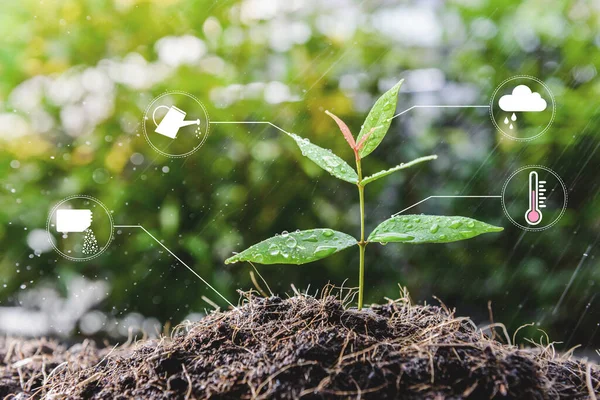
1 0 599 354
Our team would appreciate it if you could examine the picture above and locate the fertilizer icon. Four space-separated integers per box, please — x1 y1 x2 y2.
56 209 99 255
56 209 92 233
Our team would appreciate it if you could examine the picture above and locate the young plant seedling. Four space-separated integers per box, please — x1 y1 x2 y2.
225 80 503 310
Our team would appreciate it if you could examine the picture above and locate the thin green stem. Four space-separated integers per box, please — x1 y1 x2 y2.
358 241 365 310
356 156 366 310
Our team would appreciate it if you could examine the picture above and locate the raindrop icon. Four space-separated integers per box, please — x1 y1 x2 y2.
511 113 517 121
504 117 509 124
509 123 514 129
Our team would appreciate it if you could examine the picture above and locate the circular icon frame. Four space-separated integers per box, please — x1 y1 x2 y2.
46 195 114 262
501 165 567 232
489 75 555 142
142 90 210 158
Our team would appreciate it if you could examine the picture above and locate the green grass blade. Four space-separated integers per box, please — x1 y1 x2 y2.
356 79 403 158
287 133 359 184
361 155 437 186
368 215 503 244
225 229 357 265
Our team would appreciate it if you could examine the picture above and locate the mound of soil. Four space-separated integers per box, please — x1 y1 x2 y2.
2 291 599 399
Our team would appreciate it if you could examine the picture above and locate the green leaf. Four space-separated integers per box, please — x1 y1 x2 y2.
361 155 437 186
287 133 358 184
225 229 357 265
356 79 403 158
368 215 503 244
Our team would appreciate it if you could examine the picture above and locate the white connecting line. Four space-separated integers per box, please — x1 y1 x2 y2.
210 120 293 135
210 104 490 134
211 108 498 219
389 105 490 121
392 195 502 216
114 225 235 308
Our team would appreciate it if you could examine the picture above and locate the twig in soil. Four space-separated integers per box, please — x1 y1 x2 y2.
512 322 535 346
201 295 220 311
588 363 599 400
255 361 318 399
481 322 511 345
182 364 192 400
43 361 68 385
248 261 273 297
487 300 496 341
249 271 268 297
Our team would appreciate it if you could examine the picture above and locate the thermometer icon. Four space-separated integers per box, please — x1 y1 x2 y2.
525 171 545 225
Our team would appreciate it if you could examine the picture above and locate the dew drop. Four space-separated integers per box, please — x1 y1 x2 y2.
254 254 264 263
323 156 340 168
281 230 289 237
285 236 297 248
322 229 334 238
376 233 414 242
313 246 336 258
304 234 318 242
467 221 475 228
429 224 439 234
268 244 280 256
449 220 462 229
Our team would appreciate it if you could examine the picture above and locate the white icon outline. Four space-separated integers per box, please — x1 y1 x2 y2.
489 75 555 142
501 165 567 232
142 90 210 158
46 195 114 262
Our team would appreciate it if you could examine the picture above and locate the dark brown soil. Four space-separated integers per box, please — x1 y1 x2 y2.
2 289 599 399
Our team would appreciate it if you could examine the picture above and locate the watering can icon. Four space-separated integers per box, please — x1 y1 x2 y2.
153 105 200 139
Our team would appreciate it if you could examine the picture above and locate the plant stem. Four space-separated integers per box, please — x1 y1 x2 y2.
356 156 366 310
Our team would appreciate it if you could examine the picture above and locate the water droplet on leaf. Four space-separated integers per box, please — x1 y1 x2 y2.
268 244 280 256
313 246 336 258
285 236 297 248
304 234 318 242
449 220 462 229
376 233 414 242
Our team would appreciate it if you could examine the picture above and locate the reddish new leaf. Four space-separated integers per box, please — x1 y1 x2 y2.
325 110 356 150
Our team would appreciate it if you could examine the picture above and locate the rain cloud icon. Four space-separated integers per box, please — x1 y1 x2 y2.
499 85 547 112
